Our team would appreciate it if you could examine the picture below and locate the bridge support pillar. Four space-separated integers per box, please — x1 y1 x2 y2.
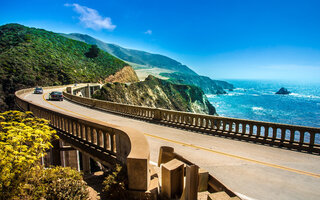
51 139 61 166
82 153 91 175
85 84 91 98
63 149 79 171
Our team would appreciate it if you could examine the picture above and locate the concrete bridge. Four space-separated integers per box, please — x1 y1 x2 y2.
15 84 320 200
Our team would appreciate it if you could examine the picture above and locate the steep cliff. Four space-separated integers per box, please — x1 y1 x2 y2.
93 75 217 115
160 72 234 94
105 66 139 83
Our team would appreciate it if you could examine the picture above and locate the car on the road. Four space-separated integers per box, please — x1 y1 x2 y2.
49 91 63 101
34 87 43 94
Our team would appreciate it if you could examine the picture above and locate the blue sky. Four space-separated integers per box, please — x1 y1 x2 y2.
1 0 320 81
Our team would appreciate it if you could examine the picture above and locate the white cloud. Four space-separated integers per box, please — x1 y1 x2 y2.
144 30 152 35
65 3 116 31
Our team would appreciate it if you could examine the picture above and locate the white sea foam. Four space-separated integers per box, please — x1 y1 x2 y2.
289 93 320 99
252 107 264 111
233 88 246 91
228 92 244 96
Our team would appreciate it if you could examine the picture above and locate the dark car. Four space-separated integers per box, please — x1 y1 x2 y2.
34 87 43 94
49 91 63 101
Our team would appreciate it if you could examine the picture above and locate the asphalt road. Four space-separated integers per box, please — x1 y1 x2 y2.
24 88 320 200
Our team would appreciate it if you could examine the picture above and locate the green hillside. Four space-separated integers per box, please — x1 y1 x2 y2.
0 23 128 111
61 33 234 94
61 33 198 75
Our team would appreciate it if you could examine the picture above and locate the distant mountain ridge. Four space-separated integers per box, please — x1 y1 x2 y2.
61 33 234 94
61 33 197 75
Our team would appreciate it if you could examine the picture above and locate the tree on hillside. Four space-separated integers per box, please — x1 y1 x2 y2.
85 44 100 58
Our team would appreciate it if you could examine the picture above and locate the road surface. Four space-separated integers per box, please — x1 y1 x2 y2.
24 88 320 200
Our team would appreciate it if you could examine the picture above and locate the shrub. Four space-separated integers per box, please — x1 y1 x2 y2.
0 110 56 199
0 111 88 200
103 164 128 200
44 166 89 200
20 166 89 200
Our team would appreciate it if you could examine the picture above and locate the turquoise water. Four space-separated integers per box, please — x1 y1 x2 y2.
207 80 320 128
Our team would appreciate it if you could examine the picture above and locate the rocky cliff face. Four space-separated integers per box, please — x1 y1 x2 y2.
93 75 217 115
160 72 234 94
105 66 139 83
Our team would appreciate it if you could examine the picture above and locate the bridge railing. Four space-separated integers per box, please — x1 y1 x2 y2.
15 86 151 191
64 85 320 154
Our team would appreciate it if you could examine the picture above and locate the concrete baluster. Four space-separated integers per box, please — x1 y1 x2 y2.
222 120 226 131
98 130 103 147
280 128 285 143
249 124 253 136
110 133 115 153
235 122 239 134
309 132 315 151
272 127 277 141
257 125 261 137
92 129 97 145
290 129 295 144
102 132 107 149
86 126 90 142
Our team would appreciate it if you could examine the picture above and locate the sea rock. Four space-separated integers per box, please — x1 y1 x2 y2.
276 87 291 95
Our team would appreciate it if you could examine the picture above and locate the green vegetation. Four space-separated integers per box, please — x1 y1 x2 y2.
0 23 129 111
85 44 100 58
103 164 128 200
62 33 198 75
0 111 88 200
26 166 89 200
61 33 235 94
93 75 217 115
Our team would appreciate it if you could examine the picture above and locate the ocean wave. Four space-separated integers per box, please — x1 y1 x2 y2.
227 92 244 96
233 88 246 91
206 94 216 98
289 93 320 99
252 106 264 111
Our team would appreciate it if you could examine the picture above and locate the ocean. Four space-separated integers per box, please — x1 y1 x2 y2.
207 80 320 128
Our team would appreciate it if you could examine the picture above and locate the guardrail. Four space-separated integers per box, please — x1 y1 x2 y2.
65 85 320 154
15 86 151 192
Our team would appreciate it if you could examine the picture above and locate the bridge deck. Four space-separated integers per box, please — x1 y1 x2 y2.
24 88 320 200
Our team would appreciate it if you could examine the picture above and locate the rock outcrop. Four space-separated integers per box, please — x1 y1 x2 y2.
93 75 217 115
276 87 291 95
160 72 234 94
105 66 139 83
